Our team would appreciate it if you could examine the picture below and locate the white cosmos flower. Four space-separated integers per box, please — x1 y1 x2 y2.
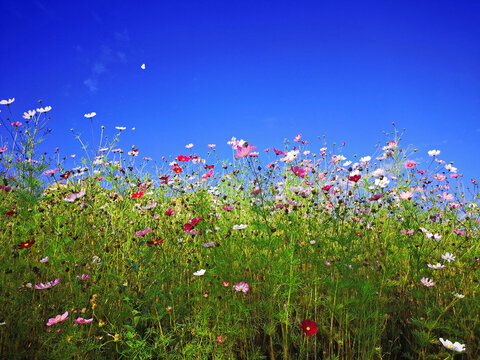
445 164 457 173
84 112 97 118
115 126 126 131
453 292 464 299
343 161 352 167
23 110 36 119
193 269 206 276
441 252 455 263
0 98 15 105
428 149 440 156
439 338 465 352
360 156 371 163
37 106 52 113
372 168 385 177
427 263 445 270
233 224 248 230
141 64 146 69
185 143 194 149
375 177 390 188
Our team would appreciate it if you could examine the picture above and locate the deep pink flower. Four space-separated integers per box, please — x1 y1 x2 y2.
222 205 234 211
300 319 318 337
234 281 249 294
291 166 306 179
273 148 285 155
44 168 59 176
404 160 416 169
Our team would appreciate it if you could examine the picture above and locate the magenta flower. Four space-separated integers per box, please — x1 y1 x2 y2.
273 148 285 155
76 274 90 281
234 281 249 294
235 143 257 158
47 311 69 326
39 256 49 263
291 166 306 178
74 317 93 324
222 205 234 211
0 146 7 153
134 227 151 236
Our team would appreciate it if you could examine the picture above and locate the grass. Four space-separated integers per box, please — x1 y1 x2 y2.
0 110 479 359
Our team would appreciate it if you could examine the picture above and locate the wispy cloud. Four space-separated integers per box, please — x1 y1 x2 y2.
83 78 98 93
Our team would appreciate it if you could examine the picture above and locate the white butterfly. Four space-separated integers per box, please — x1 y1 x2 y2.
140 64 146 70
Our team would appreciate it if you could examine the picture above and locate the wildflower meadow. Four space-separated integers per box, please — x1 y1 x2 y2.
0 99 479 359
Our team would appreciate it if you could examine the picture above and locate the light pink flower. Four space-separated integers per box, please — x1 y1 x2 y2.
404 160 416 168
420 277 436 287
47 311 69 326
35 278 60 290
74 317 93 324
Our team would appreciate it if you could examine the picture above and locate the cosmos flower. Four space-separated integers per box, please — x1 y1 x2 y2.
84 112 96 118
185 143 194 149
23 110 36 119
420 277 436 287
234 281 249 294
233 224 247 230
47 312 68 326
74 317 94 324
441 253 455 263
300 319 318 337
428 150 440 156
134 228 152 236
115 126 126 131
193 269 206 276
35 278 60 290
18 240 35 249
0 98 15 105
404 160 416 168
439 338 465 352
37 106 52 113
427 263 445 270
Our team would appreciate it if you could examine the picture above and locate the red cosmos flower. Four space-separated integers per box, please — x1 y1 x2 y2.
300 319 318 337
147 238 164 246
183 216 202 232
18 240 35 249
172 166 183 173
177 155 191 162
305 181 313 185
160 175 170 184
60 171 70 180
205 165 215 169
369 194 384 201
349 174 361 182
165 208 175 216
322 185 333 192
132 191 144 198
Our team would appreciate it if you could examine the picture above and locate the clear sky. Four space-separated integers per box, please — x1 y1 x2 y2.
1 1 479 185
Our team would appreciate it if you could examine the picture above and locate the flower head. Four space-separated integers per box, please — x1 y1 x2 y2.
234 281 249 294
74 317 93 324
84 112 96 118
441 252 455 263
439 338 465 352
300 319 318 337
404 160 416 168
0 98 15 105
193 269 206 276
421 277 436 287
47 311 68 326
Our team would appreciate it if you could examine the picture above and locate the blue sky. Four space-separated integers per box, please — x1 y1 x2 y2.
1 1 479 186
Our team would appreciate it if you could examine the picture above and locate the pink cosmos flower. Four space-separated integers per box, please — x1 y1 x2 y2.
234 281 249 294
404 160 416 169
47 311 69 326
402 229 414 235
208 144 216 148
434 174 446 181
294 134 302 142
420 277 436 287
44 168 59 176
35 278 60 290
222 205 234 211
165 208 175 216
273 148 285 155
399 191 413 200
441 192 454 201
235 143 257 158
74 317 94 324
11 121 22 127
291 166 306 178
39 256 49 263
0 146 7 153
76 274 90 281
134 228 152 236
202 170 214 179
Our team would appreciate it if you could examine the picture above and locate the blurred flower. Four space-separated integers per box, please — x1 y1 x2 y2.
222 281 230 287
37 106 52 113
216 335 226 344
115 126 126 131
140 64 146 69
420 277 435 287
427 263 445 270
300 319 318 337
76 274 90 281
185 143 194 149
0 98 15 105
44 169 59 176
134 228 152 236
147 238 164 246
23 110 36 119
291 166 307 178
92 255 102 265
40 256 49 263
233 224 247 230
84 112 96 118
203 241 215 248
208 144 216 148
132 191 144 198
165 208 175 216
235 143 257 158
74 317 93 324
18 240 35 249
453 292 465 299
35 278 60 290
428 149 440 156
193 269 206 276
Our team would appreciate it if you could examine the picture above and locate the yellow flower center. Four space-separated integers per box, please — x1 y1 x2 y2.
306 327 310 331
56 317 60 321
